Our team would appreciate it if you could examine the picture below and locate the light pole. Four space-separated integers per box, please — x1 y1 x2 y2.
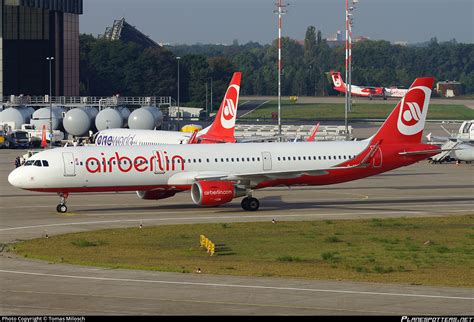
274 0 288 141
176 56 181 129
345 0 358 140
210 77 213 113
46 56 54 148
204 77 213 116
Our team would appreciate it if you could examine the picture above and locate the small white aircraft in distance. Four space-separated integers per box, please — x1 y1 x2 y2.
94 72 242 146
9 77 445 213
330 71 409 100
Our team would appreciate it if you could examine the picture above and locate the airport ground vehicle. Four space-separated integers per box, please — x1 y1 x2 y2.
1 130 30 149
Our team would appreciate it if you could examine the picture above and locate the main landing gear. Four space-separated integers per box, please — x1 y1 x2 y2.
241 195 260 211
56 192 69 213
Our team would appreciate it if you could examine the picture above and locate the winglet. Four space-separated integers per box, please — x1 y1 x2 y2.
187 129 199 144
307 122 320 142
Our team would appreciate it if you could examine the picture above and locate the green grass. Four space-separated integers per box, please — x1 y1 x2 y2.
242 100 474 120
11 215 474 287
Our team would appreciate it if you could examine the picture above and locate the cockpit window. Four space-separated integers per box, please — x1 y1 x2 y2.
33 160 42 167
42 160 49 167
24 160 34 166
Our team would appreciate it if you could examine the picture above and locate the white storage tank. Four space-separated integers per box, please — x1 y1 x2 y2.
63 106 98 136
30 106 65 131
95 106 131 131
128 106 163 130
0 106 34 129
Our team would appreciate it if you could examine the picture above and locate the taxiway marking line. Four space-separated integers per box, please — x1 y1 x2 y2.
0 269 472 301
0 289 432 315
239 100 270 118
0 211 423 231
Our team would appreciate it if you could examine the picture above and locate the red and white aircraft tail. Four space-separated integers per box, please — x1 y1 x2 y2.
372 77 433 145
198 72 241 143
330 71 346 92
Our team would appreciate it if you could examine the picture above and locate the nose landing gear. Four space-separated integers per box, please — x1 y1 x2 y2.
56 192 69 213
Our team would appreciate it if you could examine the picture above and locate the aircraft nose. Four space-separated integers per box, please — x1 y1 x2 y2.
8 168 24 188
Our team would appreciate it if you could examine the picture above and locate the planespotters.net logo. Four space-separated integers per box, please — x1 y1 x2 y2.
220 84 240 129
401 317 473 322
397 86 431 136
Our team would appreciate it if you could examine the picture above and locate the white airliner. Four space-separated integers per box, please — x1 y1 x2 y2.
9 77 443 213
95 72 241 146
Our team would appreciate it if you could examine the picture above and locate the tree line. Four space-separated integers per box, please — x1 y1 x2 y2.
79 27 474 112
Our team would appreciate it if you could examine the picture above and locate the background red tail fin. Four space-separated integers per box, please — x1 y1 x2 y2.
372 77 434 144
198 72 241 143
330 71 346 92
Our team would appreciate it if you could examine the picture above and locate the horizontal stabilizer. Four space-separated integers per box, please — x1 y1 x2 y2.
399 148 460 156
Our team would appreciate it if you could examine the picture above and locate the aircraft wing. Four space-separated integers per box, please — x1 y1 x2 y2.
193 142 380 184
193 163 368 184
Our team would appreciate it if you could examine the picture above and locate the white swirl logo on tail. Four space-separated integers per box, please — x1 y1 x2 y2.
332 74 342 88
397 86 431 135
220 84 240 129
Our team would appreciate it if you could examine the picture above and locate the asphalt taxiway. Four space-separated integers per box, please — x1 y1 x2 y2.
0 148 473 315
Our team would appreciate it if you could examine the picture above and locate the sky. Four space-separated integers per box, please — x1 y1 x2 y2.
80 0 474 45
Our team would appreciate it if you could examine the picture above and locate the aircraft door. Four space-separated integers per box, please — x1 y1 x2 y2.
262 151 272 171
62 152 76 176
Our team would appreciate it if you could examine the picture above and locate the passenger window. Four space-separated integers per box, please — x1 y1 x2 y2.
215 158 218 162
277 157 281 161
34 160 42 167
42 160 49 167
252 157 255 161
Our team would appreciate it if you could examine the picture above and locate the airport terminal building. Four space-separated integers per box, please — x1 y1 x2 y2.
1 0 83 98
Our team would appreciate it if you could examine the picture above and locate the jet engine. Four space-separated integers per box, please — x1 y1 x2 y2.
191 180 246 206
136 190 176 200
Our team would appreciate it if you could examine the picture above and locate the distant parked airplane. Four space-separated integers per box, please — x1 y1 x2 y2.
94 72 242 146
330 71 409 100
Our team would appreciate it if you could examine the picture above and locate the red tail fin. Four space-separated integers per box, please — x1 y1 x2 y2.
372 77 434 144
198 72 241 143
330 71 346 92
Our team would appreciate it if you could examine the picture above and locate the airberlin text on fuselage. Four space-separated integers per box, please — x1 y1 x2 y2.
85 151 185 173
